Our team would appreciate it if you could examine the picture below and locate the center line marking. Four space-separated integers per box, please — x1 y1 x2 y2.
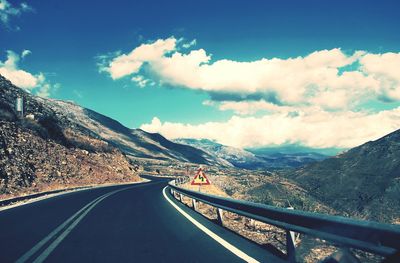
16 186 133 263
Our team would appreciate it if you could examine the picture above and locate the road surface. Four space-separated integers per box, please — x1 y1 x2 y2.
0 177 284 262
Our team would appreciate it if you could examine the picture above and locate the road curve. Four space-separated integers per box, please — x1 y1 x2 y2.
0 177 284 262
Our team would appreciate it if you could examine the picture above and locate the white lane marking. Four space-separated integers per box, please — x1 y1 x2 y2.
16 186 133 263
162 187 260 263
32 188 126 263
15 194 105 263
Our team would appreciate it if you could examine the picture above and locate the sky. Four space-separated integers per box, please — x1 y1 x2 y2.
1 0 400 151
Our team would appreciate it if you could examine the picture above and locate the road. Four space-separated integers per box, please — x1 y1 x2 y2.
0 177 284 262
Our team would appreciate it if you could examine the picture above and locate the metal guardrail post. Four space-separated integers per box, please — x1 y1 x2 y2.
216 208 224 226
286 229 296 262
192 199 197 211
286 206 296 262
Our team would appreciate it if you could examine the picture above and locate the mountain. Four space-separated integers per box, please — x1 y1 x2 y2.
174 139 261 169
175 139 328 169
36 98 226 166
287 129 400 223
248 148 328 169
0 75 225 198
0 75 141 198
247 144 344 156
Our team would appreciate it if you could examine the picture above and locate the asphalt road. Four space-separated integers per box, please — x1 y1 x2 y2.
0 177 284 262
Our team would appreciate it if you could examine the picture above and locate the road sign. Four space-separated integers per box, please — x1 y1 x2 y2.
191 168 210 186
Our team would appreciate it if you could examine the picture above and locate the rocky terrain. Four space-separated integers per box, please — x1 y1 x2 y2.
286 129 400 224
0 75 142 199
173 170 381 263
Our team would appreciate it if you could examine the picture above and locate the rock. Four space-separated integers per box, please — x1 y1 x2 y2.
25 114 35 120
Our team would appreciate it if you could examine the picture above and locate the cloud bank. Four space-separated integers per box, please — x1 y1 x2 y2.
101 37 400 149
0 50 58 97
140 108 400 149
100 37 400 110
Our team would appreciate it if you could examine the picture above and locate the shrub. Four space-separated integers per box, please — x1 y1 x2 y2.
0 101 17 121
0 109 16 121
38 116 69 145
20 118 49 139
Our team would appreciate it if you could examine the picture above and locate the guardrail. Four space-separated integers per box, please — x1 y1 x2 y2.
168 180 400 262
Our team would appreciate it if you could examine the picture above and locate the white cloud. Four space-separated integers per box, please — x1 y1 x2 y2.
21 49 31 58
0 50 38 88
0 50 58 97
215 100 297 115
105 37 177 79
131 75 155 88
359 52 400 100
140 107 400 149
101 37 400 110
0 0 32 28
182 39 197 49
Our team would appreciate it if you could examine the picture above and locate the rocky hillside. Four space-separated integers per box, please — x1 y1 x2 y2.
0 75 142 198
34 98 226 166
287 129 400 223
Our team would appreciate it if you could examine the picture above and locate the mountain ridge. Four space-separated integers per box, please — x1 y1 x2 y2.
175 138 328 169
287 128 400 223
32 92 226 166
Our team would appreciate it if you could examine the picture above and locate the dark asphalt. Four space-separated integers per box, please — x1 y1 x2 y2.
0 177 284 262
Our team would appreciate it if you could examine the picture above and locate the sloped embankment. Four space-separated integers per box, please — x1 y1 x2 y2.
0 75 141 199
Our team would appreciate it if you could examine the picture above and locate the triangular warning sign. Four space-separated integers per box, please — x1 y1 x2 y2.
191 168 211 185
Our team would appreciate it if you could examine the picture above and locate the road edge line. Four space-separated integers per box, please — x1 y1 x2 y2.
162 186 260 263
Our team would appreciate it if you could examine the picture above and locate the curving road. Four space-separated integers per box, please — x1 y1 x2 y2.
0 177 284 262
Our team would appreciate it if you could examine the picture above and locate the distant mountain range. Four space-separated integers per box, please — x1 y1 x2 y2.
247 144 344 156
174 138 328 169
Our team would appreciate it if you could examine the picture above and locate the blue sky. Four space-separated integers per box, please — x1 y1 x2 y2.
1 0 400 150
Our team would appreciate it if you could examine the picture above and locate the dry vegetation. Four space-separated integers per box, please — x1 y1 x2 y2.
0 121 141 200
